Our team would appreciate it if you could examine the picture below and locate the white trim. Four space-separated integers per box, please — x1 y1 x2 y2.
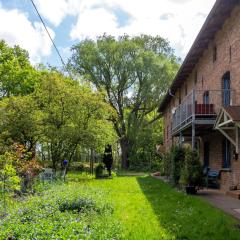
215 107 240 153
221 127 235 130
218 119 233 127
216 127 236 146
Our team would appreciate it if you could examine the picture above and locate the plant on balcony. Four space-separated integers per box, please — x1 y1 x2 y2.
180 148 203 194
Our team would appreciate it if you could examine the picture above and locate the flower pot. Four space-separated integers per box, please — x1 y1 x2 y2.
185 186 197 194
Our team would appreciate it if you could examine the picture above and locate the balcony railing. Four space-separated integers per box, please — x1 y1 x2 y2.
171 89 235 134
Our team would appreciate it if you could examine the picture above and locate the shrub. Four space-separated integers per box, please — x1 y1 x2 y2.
19 159 43 192
180 148 203 187
95 163 105 178
170 146 185 186
58 198 95 212
161 152 171 177
0 152 20 213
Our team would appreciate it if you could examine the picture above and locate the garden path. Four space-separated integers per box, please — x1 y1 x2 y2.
198 189 240 221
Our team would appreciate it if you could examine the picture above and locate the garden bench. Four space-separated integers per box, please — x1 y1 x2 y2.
40 168 54 182
206 169 220 189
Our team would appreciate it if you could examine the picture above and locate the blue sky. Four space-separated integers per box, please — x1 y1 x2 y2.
0 0 216 68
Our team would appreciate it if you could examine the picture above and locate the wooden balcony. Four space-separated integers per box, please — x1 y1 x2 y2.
171 90 235 136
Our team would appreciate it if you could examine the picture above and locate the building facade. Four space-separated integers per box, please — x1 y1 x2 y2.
159 0 240 191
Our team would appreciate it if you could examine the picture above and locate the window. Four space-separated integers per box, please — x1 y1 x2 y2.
203 91 209 104
166 125 169 139
201 76 204 88
222 71 231 107
213 45 217 62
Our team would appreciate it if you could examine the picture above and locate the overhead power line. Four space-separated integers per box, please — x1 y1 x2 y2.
29 0 66 68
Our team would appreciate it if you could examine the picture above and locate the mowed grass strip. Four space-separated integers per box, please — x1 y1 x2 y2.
88 175 240 240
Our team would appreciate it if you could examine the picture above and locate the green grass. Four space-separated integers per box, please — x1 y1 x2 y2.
1 174 240 239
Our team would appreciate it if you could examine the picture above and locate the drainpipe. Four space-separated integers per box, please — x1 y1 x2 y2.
192 90 196 150
236 125 239 155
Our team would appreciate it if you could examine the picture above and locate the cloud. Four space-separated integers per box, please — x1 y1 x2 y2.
160 13 175 21
67 0 215 58
0 6 54 63
70 7 118 40
2 0 216 62
34 0 70 27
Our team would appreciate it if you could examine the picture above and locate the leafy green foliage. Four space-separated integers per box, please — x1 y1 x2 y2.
0 181 122 239
1 173 240 239
128 118 163 171
95 163 105 179
58 198 96 213
69 34 179 168
0 40 39 97
0 96 42 153
170 146 185 186
160 152 171 177
0 152 20 213
180 148 203 187
33 69 116 169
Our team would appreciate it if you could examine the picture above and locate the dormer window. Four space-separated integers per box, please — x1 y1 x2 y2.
213 45 217 62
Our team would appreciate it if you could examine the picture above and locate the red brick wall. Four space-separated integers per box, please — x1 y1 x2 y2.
163 6 240 150
162 6 240 191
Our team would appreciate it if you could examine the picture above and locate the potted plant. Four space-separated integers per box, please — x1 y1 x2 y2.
95 163 105 179
180 148 203 194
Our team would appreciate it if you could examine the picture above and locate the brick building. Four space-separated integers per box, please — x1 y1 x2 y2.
159 0 240 191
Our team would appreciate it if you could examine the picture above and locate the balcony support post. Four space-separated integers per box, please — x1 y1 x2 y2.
179 131 183 147
192 90 196 150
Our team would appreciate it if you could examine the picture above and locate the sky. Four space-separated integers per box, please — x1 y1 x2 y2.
0 0 216 68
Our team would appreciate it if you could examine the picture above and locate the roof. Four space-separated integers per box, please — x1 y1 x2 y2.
224 106 240 122
158 0 240 113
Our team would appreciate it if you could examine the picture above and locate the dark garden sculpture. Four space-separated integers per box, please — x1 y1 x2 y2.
103 145 113 176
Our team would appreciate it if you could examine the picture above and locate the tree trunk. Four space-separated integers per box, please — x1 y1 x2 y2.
120 138 129 169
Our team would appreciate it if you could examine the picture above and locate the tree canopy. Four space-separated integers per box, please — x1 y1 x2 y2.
0 40 39 97
0 40 117 170
69 34 179 168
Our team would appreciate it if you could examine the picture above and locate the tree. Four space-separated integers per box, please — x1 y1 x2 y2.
69 34 179 168
0 152 20 213
34 69 116 170
0 40 39 97
0 95 42 155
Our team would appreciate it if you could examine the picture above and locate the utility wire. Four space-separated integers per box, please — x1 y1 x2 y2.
29 0 66 68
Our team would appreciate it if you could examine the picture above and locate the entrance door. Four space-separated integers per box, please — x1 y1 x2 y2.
222 138 231 168
204 142 210 167
222 72 231 107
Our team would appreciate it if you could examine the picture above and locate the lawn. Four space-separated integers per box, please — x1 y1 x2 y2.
1 174 240 239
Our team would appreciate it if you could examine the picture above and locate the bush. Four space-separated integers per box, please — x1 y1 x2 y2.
160 152 171 177
170 146 185 186
180 148 203 187
0 183 121 240
0 152 20 213
95 163 105 178
58 198 95 212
